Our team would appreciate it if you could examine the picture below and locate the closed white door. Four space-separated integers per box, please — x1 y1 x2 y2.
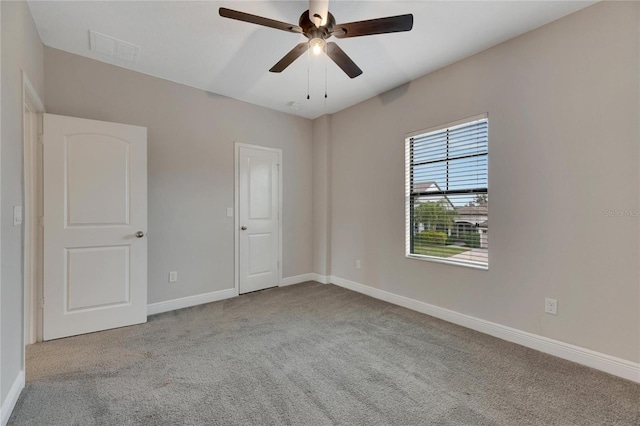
43 114 147 340
237 145 281 294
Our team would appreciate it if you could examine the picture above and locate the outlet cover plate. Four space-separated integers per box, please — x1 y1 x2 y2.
545 298 558 315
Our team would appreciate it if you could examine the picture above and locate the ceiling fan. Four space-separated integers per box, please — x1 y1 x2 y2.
219 0 413 79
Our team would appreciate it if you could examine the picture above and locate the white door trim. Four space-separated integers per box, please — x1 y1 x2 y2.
234 143 283 296
22 70 44 350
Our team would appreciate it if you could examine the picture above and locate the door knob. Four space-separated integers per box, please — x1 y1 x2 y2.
241 226 247 231
135 231 145 238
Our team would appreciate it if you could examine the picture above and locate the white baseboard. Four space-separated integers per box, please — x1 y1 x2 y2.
1 370 25 426
280 273 329 286
313 273 330 284
330 276 640 383
147 288 237 316
147 272 331 316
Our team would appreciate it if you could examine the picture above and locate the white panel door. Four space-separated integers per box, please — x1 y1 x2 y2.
43 113 147 340
238 146 280 294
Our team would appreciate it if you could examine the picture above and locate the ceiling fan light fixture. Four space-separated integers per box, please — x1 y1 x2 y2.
310 38 325 55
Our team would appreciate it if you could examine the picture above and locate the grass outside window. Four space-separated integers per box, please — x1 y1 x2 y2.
412 241 469 258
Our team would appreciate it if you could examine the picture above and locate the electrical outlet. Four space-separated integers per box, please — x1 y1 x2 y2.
356 259 361 270
169 271 178 283
545 298 558 315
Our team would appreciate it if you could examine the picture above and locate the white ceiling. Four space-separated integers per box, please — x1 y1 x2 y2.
28 1 596 119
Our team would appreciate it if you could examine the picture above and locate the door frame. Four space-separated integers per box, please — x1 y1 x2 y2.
22 71 45 349
234 143 283 296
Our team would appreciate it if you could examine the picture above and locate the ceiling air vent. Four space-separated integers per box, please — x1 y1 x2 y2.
89 30 139 62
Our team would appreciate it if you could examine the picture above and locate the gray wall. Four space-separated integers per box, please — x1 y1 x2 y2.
44 48 313 304
324 1 639 363
1 0 44 404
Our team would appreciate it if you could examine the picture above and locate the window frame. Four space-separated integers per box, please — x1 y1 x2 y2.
405 113 489 270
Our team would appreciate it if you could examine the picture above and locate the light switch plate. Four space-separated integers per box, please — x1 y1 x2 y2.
226 208 233 217
13 206 23 226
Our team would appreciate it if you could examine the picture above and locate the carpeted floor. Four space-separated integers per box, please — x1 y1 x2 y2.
9 282 640 425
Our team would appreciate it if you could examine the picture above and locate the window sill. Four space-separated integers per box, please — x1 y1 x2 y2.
406 253 489 270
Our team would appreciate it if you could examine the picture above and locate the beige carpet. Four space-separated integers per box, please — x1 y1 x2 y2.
9 282 640 425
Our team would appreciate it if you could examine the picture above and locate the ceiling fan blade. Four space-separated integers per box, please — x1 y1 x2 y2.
269 42 310 73
325 42 362 79
333 14 413 38
219 8 302 33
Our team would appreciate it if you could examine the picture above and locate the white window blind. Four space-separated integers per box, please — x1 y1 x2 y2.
405 115 488 268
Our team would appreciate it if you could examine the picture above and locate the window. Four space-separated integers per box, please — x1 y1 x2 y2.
405 114 488 269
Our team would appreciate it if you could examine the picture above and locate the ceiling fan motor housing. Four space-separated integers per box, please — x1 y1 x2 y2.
299 10 335 40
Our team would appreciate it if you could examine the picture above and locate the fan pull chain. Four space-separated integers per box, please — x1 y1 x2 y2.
307 48 310 100
323 55 327 110
323 43 328 110
324 48 328 99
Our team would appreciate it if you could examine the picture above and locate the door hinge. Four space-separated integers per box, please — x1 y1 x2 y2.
38 216 44 227
277 261 280 269
39 298 45 308
38 134 44 145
